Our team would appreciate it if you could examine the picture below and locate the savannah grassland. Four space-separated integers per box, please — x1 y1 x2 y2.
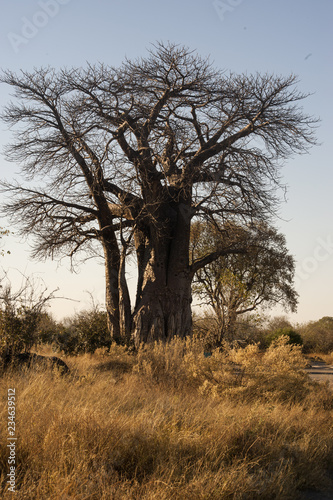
1 338 333 499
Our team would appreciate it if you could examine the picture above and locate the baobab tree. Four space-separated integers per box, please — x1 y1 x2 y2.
0 43 316 346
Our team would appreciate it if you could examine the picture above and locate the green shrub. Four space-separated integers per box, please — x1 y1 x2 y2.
0 282 53 360
265 327 303 347
35 312 62 345
55 308 110 355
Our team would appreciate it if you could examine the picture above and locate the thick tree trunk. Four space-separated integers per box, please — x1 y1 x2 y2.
131 274 192 348
131 200 193 348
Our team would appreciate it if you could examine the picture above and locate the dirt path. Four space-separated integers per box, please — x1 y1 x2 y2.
305 359 333 389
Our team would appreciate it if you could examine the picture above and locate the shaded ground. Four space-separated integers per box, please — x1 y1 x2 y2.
300 490 333 500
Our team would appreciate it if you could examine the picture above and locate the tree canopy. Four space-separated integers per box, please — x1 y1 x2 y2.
191 221 298 342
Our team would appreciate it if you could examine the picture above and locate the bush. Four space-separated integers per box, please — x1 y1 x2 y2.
0 279 55 361
300 317 333 353
55 308 110 355
264 327 303 348
192 312 220 350
133 335 312 405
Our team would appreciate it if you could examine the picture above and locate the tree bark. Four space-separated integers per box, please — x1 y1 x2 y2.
224 311 237 341
131 199 193 347
131 273 192 348
100 219 125 343
103 243 121 343
118 247 132 342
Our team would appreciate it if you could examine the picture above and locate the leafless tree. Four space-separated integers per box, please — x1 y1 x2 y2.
0 43 317 346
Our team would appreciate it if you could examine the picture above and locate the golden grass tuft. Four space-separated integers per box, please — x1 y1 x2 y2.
1 337 333 499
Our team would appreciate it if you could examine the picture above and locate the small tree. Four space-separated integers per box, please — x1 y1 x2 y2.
191 222 298 342
0 275 56 360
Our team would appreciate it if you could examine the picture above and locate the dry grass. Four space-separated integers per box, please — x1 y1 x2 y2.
1 338 333 499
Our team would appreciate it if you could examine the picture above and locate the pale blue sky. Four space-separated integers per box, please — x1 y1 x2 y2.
0 0 332 323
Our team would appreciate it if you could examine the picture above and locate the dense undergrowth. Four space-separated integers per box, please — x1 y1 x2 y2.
1 337 333 499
